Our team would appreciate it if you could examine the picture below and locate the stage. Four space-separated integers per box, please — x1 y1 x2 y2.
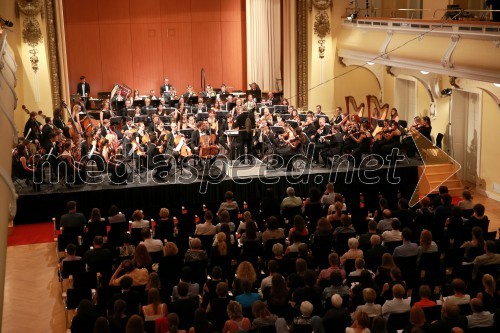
14 156 422 225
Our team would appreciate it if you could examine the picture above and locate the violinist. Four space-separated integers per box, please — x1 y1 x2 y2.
60 141 86 185
373 119 390 142
53 108 70 138
211 100 221 112
149 115 163 135
133 105 142 118
311 117 331 164
260 107 273 126
120 99 132 118
390 108 400 123
302 115 317 140
231 98 243 118
157 104 168 117
101 119 113 137
243 94 257 114
41 117 54 148
13 143 41 191
187 114 197 130
100 101 114 125
290 109 301 123
207 111 219 134
24 111 42 142
102 137 128 184
277 127 306 171
252 120 273 158
342 123 362 154
410 116 422 130
320 125 344 167
146 133 171 180
373 120 402 156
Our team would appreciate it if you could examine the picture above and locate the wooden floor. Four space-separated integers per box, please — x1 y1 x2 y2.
1 191 499 333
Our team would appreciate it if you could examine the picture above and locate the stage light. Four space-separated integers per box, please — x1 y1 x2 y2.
494 83 500 88
367 62 375 66
441 88 452 96
420 71 429 75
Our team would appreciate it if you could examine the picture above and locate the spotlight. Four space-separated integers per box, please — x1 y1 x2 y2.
420 71 429 75
494 83 500 88
0 18 14 28
441 88 452 96
366 62 375 66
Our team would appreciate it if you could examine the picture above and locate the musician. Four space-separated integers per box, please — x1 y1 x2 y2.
13 143 41 191
373 120 402 156
60 141 85 185
282 98 289 106
160 78 172 96
333 107 343 124
243 94 257 113
100 101 114 125
133 89 141 101
260 107 273 125
314 105 330 125
113 89 124 102
193 101 206 114
290 109 301 123
141 98 153 115
211 101 221 112
235 107 255 158
371 107 381 120
267 91 280 106
41 117 54 148
342 123 362 154
277 127 306 171
24 111 42 142
218 114 233 155
159 98 167 108
231 98 243 118
133 105 142 118
248 82 261 102
207 111 219 134
217 84 228 100
77 76 90 98
157 104 168 117
53 108 70 138
102 137 128 184
302 115 317 140
410 116 422 130
390 108 400 123
149 115 163 135
252 120 273 158
149 90 158 100
419 116 432 140
311 117 331 164
320 125 344 167
184 85 197 99
100 119 112 137
120 99 133 118
190 121 203 155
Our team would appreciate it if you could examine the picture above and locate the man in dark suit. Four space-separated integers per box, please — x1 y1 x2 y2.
108 276 141 317
23 111 42 142
83 236 113 275
169 282 199 331
190 121 202 155
160 78 172 96
77 76 90 97
100 119 112 137
40 117 54 148
236 109 255 158
267 91 280 106
333 107 343 124
60 200 86 235
365 234 389 272
315 104 330 124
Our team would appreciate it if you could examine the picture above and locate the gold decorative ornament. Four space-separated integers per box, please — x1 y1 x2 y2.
16 0 44 73
29 48 39 72
297 0 308 108
312 0 332 59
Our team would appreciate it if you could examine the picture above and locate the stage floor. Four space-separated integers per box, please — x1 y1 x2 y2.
15 156 423 224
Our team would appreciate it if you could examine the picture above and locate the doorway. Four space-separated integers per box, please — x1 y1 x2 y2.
395 78 417 124
450 90 481 184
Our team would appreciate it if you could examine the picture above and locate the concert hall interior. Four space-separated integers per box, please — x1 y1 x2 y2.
1 0 500 332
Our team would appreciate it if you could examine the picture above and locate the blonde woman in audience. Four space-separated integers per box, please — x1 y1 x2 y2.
233 261 257 293
222 301 251 333
131 210 150 229
142 288 167 321
346 311 371 333
340 238 364 266
354 288 382 318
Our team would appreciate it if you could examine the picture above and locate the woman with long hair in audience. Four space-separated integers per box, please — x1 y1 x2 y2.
416 229 438 264
210 233 231 277
189 308 213 333
461 226 485 262
133 243 152 272
222 301 251 333
109 299 128 333
327 201 344 229
233 261 257 295
87 207 107 240
71 299 98 333
239 220 261 243
346 310 370 333
375 253 396 288
157 242 181 298
142 272 165 305
252 300 278 330
142 288 167 321
445 206 465 248
402 306 429 333
458 190 474 212
477 274 500 312
262 216 285 246
287 215 309 241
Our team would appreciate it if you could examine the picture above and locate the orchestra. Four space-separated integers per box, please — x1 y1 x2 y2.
15 78 430 190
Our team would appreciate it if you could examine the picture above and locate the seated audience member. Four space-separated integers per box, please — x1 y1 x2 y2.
262 216 285 245
109 259 149 287
381 219 402 243
70 299 98 333
287 215 309 240
109 276 141 317
377 209 395 232
140 227 163 253
318 253 346 283
280 186 303 212
292 270 323 315
60 200 86 233
444 278 471 306
236 211 252 235
84 236 113 274
132 243 152 271
290 301 314 332
322 270 350 301
381 267 406 301
467 298 494 328
60 243 82 271
260 260 279 291
403 305 429 333
375 253 396 287
206 282 231 332
216 210 236 233
351 270 380 309
461 226 485 262
371 316 388 333
142 287 167 321
166 313 186 333
251 300 278 330
428 302 467 333
381 284 411 317
184 237 208 262
464 203 489 235
417 229 438 264
355 288 382 318
172 267 200 300
218 191 239 214
108 205 126 224
365 235 389 270
414 285 437 308
458 190 474 211
240 220 262 243
131 210 150 229
392 198 415 230
358 219 378 250
169 282 199 331
323 294 351 333
340 237 363 266
233 261 258 295
108 299 128 332
235 279 259 309
222 301 251 333
393 228 418 257
333 214 356 237
346 311 371 333
349 258 375 278
321 183 337 206
195 210 217 236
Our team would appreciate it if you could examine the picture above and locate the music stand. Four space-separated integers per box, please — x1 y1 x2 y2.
274 105 287 114
150 100 160 108
196 112 209 120
110 116 122 126
126 109 136 117
97 91 111 100
164 107 176 115
180 128 194 139
216 111 229 119
218 93 228 102
146 108 158 116
279 114 291 121
169 99 179 107
159 116 171 123
271 126 285 135
259 106 275 115
133 115 148 123
286 120 299 129
299 114 307 122
133 100 145 108
187 96 198 105
115 101 125 110
226 102 236 111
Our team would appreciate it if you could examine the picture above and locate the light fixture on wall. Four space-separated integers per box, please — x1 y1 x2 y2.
441 88 453 96
420 71 429 75
494 83 500 88
367 62 375 66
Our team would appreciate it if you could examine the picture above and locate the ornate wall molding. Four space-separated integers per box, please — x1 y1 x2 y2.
311 0 332 60
44 0 61 108
297 0 308 108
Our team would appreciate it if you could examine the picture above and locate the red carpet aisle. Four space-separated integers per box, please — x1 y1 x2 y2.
7 222 54 246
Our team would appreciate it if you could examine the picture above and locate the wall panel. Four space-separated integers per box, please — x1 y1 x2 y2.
63 0 245 96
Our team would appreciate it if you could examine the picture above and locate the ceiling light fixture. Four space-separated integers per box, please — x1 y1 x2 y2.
367 62 375 66
494 83 500 88
420 71 429 75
